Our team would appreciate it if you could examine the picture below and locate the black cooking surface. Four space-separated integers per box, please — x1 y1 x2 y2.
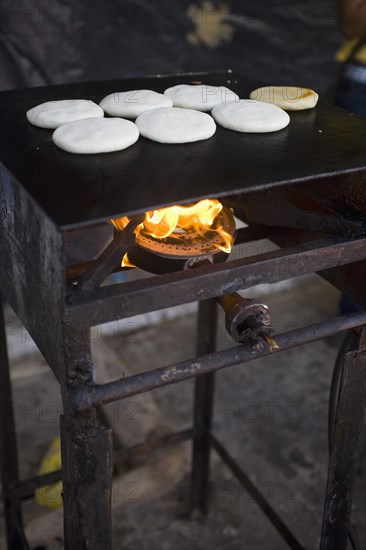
1 72 365 229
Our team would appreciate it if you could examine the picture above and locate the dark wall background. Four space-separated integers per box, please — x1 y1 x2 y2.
0 0 342 93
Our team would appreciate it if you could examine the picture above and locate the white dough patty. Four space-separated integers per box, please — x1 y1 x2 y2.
100 89 173 118
135 108 216 144
212 100 290 133
249 86 319 111
164 84 239 112
26 99 104 129
52 117 139 154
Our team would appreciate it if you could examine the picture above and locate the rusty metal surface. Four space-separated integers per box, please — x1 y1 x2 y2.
65 236 366 327
327 332 363 550
17 429 193 502
77 216 143 292
6 429 203 547
0 168 65 380
1 88 365 548
17 470 63 501
1 72 365 229
217 293 272 344
0 294 30 549
231 183 366 306
60 415 113 550
320 328 366 550
190 257 273 345
190 300 217 519
0 205 365 550
70 310 366 409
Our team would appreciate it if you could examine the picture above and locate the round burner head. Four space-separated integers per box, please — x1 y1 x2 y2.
126 207 236 274
135 206 236 259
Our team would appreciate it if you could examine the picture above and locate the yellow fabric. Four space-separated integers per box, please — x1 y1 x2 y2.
336 38 366 63
35 436 63 509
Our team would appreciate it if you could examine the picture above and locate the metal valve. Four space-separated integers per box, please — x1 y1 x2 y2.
186 257 275 346
216 293 273 345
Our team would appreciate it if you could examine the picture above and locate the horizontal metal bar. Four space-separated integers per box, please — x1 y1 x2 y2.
240 205 364 235
16 470 62 500
15 429 192 500
233 225 292 244
70 311 366 410
65 236 366 327
210 435 305 550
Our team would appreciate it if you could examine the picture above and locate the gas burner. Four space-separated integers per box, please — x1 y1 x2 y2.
126 206 236 274
136 206 235 259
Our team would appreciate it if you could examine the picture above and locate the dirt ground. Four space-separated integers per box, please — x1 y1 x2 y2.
1 274 365 550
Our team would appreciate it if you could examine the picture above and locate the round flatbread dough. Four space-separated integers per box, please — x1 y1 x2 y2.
52 117 139 154
164 84 239 112
249 86 319 111
135 107 216 144
212 100 290 133
99 89 173 118
26 99 104 129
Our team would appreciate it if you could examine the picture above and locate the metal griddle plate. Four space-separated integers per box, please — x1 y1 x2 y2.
0 71 365 230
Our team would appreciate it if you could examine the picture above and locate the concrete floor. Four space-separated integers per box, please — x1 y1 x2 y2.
1 274 365 550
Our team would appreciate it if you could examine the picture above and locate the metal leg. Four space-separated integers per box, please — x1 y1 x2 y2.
97 405 130 475
0 294 30 549
320 327 366 550
190 299 217 518
60 407 113 550
60 327 113 550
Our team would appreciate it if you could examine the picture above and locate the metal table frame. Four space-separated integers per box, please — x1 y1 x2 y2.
1 71 365 550
1 199 365 548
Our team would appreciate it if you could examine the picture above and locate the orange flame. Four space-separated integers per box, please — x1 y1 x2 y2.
120 252 135 268
111 199 233 267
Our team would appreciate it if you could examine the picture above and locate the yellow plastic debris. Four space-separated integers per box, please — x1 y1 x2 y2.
35 436 63 509
336 39 366 64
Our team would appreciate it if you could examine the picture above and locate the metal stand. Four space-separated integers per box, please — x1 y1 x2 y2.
190 299 217 518
60 410 113 550
321 327 366 550
0 294 30 549
1 244 366 548
59 328 113 550
1 67 366 550
2 298 366 549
